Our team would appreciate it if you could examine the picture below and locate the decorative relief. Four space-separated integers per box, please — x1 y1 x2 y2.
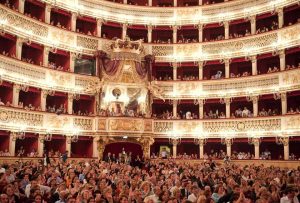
48 71 73 87
152 46 173 57
50 29 75 47
154 121 173 133
0 107 43 127
108 118 145 132
283 115 300 130
77 35 98 50
203 118 281 133
44 115 72 129
74 117 93 130
98 119 106 130
281 69 300 86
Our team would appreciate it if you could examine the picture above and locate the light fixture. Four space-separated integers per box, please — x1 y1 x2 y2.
273 92 281 100
123 136 128 139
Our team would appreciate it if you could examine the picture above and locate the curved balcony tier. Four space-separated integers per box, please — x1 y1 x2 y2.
1 106 300 138
40 0 297 25
1 5 299 62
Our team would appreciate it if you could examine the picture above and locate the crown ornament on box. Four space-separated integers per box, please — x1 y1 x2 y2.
110 36 144 55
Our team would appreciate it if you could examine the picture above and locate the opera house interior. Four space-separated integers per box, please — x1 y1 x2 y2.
0 0 300 202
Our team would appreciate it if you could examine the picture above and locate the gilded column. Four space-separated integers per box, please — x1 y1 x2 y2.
277 8 284 29
71 12 77 32
198 0 202 5
41 90 48 111
43 46 50 67
173 62 177 80
123 0 127 4
173 100 178 118
171 139 179 158
122 23 128 39
147 25 152 43
148 0 152 6
195 138 206 159
67 94 74 114
282 137 289 160
45 4 52 24
225 98 231 118
224 21 229 40
252 96 259 117
38 134 45 157
96 19 103 38
172 25 177 43
9 132 16 156
225 59 230 78
12 84 20 107
281 92 287 115
93 136 100 158
279 50 285 71
250 138 260 159
98 137 110 161
199 99 204 119
250 16 256 35
138 137 154 159
173 0 177 7
224 138 232 157
19 0 25 13
70 52 77 72
251 55 257 75
66 135 72 157
198 61 204 80
198 24 203 42
16 37 23 60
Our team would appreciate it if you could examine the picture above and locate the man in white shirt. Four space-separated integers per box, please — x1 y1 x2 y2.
188 186 198 202
25 179 51 198
242 107 250 117
280 187 299 203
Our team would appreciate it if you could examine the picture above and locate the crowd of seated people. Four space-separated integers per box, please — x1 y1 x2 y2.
153 39 172 44
17 102 42 111
178 75 199 81
48 62 67 71
15 146 38 157
256 21 278 34
21 57 41 66
153 75 173 81
210 71 223 80
204 35 225 42
267 66 279 74
24 12 43 22
287 107 300 114
0 149 10 156
2 0 18 11
258 108 279 117
98 108 146 118
229 30 251 39
1 152 299 203
178 37 198 43
286 62 300 70
204 110 226 119
230 71 250 78
46 104 66 114
232 107 253 118
75 29 96 37
73 110 94 116
50 21 70 30
152 111 198 119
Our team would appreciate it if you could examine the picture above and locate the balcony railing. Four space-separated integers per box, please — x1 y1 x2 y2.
1 106 300 138
1 5 300 62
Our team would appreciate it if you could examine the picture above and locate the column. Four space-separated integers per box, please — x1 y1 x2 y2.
225 98 231 118
71 12 77 32
139 137 154 159
123 0 127 4
171 139 178 158
225 59 230 78
279 50 285 71
147 25 152 43
148 0 152 6
16 37 23 60
12 84 20 107
43 47 49 67
198 61 203 80
198 24 203 42
224 21 229 40
196 138 205 159
198 0 202 5
173 0 177 6
122 23 127 39
252 96 258 117
199 99 204 119
250 16 256 35
277 8 284 29
281 92 287 115
251 55 257 75
94 93 100 115
19 0 25 13
41 90 48 111
70 53 76 72
93 136 99 158
96 19 103 38
252 138 260 159
173 100 178 118
9 133 16 156
173 63 177 80
38 134 45 157
172 26 177 43
282 137 289 160
225 138 232 157
67 94 73 114
66 136 72 157
45 4 52 24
